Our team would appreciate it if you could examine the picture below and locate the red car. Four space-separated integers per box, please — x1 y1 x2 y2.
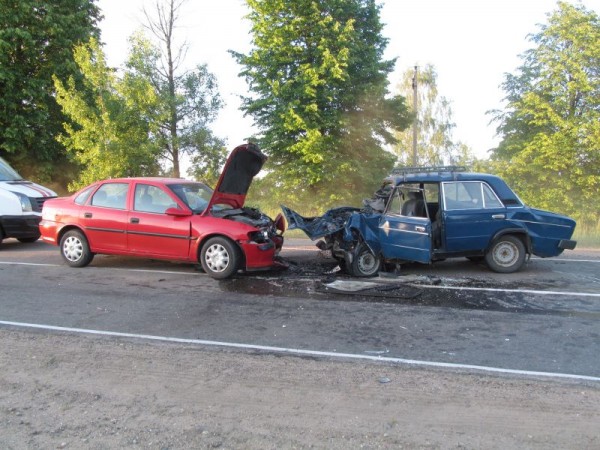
40 144 285 279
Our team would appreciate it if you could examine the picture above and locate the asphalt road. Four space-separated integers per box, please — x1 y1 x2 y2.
1 238 599 379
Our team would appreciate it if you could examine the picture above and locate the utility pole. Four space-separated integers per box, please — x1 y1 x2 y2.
412 65 418 166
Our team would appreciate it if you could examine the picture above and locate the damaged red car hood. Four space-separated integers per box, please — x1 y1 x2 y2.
205 143 267 211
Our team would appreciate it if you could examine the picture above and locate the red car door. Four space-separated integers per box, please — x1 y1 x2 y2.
80 182 130 253
127 182 192 259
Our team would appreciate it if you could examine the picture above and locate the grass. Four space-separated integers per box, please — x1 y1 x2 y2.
573 227 600 249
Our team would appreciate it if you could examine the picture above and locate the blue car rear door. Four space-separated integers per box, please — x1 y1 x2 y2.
441 181 508 252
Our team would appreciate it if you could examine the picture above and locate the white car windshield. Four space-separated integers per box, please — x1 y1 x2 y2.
0 157 24 181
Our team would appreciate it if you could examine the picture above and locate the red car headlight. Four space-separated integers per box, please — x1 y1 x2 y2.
248 230 270 243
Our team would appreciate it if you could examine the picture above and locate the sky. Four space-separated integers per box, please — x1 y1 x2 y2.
96 0 600 160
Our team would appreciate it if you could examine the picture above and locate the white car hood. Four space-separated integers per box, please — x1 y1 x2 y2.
0 180 56 198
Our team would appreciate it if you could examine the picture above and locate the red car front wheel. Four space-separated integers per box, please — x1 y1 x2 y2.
200 237 241 279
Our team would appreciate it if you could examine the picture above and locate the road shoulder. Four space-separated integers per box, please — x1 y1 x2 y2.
1 329 598 449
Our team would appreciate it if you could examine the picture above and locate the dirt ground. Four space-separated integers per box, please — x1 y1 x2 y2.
1 330 598 449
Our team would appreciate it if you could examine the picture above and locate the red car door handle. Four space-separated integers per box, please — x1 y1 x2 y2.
84 212 92 218
130 217 140 224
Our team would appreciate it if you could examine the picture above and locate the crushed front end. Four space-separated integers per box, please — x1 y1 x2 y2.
215 207 286 271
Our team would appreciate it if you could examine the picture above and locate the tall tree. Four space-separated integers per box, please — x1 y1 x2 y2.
490 2 600 226
54 39 162 190
0 0 101 183
136 0 225 178
232 0 411 207
393 64 474 167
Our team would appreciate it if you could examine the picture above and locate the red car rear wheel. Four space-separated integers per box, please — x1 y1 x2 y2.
60 230 94 268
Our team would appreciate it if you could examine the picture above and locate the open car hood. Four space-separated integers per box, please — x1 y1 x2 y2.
205 143 267 211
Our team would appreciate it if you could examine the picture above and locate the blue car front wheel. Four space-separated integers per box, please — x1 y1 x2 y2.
349 243 381 277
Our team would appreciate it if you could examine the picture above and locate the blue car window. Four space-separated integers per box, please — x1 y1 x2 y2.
387 190 403 215
443 182 483 210
423 184 439 206
386 187 428 218
482 183 503 208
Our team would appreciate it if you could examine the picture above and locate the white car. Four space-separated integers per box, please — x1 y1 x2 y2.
0 156 56 246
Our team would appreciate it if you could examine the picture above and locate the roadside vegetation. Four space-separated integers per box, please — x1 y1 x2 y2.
572 226 600 249
1 1 598 233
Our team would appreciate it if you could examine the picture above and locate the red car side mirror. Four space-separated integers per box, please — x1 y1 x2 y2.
165 207 192 217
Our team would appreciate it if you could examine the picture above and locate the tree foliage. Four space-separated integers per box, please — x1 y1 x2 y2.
490 2 600 226
54 39 162 190
0 0 101 182
393 64 475 167
53 0 226 189
232 0 411 208
136 0 226 179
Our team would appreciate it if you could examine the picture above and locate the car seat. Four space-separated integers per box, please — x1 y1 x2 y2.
401 191 426 217
138 193 154 211
91 190 108 207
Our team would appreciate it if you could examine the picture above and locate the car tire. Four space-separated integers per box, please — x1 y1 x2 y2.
485 235 526 273
349 243 381 277
200 237 241 279
60 230 94 268
17 236 39 243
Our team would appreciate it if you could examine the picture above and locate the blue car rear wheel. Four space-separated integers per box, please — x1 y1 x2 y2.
485 235 526 273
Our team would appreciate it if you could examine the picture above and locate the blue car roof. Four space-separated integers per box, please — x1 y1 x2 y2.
385 170 522 205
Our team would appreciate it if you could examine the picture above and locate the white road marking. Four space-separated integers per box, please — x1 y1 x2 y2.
109 267 197 275
1 320 599 382
0 261 196 276
0 261 59 267
532 257 600 263
413 284 600 298
1 260 599 297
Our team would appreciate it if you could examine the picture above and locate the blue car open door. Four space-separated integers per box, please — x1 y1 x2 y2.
377 187 432 264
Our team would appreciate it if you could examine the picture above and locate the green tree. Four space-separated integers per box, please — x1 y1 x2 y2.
232 0 411 207
54 39 161 190
490 2 600 226
0 0 101 183
135 0 226 179
393 64 475 167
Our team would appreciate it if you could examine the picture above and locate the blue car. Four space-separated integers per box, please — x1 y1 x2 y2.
282 166 577 276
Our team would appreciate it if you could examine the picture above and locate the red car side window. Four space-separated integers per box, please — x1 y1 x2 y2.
134 184 177 214
91 183 128 209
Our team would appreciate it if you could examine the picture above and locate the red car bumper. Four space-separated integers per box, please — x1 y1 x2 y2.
241 236 286 271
